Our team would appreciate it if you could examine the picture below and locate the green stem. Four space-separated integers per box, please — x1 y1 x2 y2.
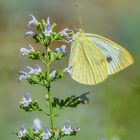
48 84 54 131
45 50 54 132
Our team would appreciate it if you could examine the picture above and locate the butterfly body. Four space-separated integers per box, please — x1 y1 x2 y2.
69 30 134 85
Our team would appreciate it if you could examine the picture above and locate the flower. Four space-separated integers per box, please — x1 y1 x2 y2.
61 121 72 135
20 93 32 107
19 71 28 81
28 14 38 27
19 64 42 81
59 28 70 40
41 127 52 140
44 17 52 36
63 66 73 75
33 119 41 134
27 64 42 75
20 44 35 56
49 69 56 79
17 125 27 138
54 45 67 56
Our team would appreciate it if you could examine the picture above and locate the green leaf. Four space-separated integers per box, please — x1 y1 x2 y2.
52 92 90 109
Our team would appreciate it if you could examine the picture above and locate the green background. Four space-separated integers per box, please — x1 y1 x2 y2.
0 0 140 140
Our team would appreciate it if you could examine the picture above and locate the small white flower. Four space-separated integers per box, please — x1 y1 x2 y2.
28 14 38 27
63 66 73 75
20 44 35 56
17 125 27 138
61 121 72 135
33 119 41 134
49 69 56 79
41 127 52 140
27 64 42 75
54 45 67 56
20 93 32 107
44 17 52 36
19 71 28 81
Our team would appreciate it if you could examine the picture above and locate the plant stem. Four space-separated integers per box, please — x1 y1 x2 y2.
47 83 54 131
46 50 54 132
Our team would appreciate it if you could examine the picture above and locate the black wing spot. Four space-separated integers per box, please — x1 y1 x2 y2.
107 56 112 63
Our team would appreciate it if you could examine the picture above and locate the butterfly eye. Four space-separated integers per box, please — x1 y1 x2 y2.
106 56 112 63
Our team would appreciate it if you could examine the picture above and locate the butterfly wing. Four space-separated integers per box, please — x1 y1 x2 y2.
85 33 134 75
69 32 108 85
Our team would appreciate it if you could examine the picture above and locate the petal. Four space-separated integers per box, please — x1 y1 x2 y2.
25 31 34 37
49 69 56 79
34 64 42 74
28 14 38 27
20 48 29 56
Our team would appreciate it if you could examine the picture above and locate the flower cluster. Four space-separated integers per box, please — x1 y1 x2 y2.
17 119 80 140
26 15 71 46
16 15 89 140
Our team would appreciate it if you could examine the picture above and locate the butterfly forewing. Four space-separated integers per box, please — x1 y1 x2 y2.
85 33 134 75
69 32 108 85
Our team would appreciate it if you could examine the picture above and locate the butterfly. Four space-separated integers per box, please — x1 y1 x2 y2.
68 29 134 85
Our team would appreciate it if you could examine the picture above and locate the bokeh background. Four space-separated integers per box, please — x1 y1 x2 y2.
0 0 140 140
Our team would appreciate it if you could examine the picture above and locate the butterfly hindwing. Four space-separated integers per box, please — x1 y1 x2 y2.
85 33 134 75
69 32 108 85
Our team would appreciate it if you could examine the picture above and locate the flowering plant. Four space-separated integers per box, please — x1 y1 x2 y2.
16 15 89 140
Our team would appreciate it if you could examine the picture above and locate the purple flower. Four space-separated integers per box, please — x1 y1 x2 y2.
44 17 52 36
20 44 35 56
19 71 28 81
41 127 52 140
63 66 73 75
33 119 41 134
17 125 27 138
61 121 72 135
28 14 38 27
59 28 70 40
20 93 32 107
49 69 56 79
54 45 67 56
27 64 42 75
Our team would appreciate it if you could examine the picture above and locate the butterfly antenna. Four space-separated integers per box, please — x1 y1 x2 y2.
75 2 83 30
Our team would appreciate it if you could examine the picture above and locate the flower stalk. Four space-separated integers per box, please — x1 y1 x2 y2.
16 15 89 140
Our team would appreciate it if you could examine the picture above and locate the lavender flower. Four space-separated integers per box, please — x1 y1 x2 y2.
54 45 67 56
17 125 27 138
41 127 52 140
28 14 38 27
63 66 73 75
20 44 35 56
61 121 72 135
27 64 42 75
49 69 56 79
19 71 28 81
59 28 70 40
33 119 41 134
20 93 32 107
44 17 52 36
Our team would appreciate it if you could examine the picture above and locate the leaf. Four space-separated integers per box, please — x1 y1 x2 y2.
52 92 90 109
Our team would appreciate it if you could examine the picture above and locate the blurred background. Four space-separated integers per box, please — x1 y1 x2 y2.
0 0 140 140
